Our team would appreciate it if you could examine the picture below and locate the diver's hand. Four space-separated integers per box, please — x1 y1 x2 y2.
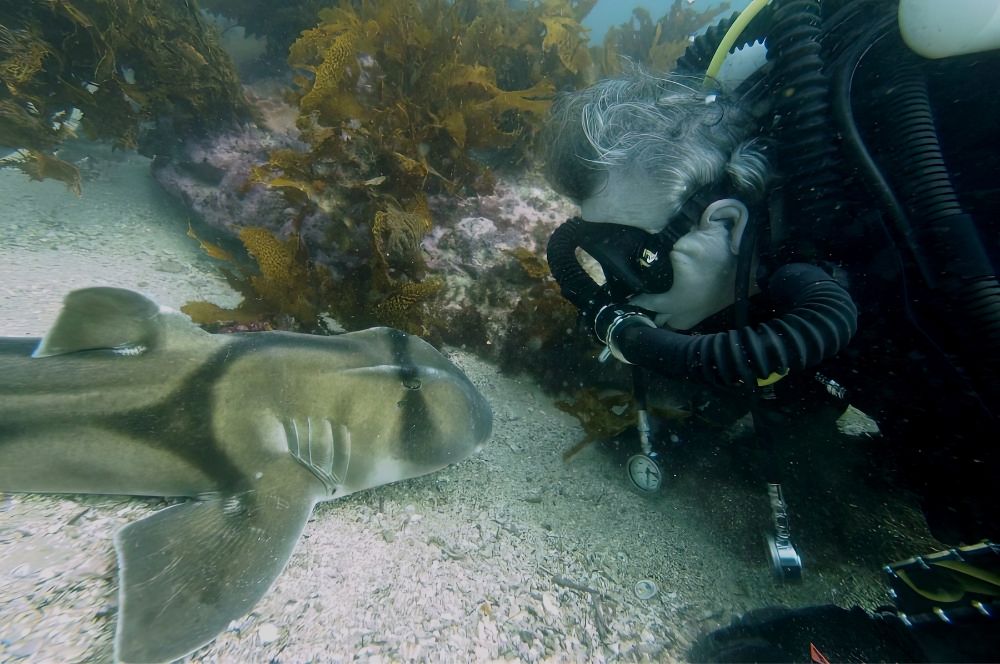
629 218 737 330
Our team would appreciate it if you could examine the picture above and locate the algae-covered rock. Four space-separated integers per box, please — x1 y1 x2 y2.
0 0 254 190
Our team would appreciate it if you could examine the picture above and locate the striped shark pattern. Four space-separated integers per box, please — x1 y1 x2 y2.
0 287 492 663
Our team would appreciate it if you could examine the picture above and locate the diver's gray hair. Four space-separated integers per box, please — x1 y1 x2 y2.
541 65 770 216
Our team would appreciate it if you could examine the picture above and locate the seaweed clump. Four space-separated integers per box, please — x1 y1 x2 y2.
250 0 596 330
184 221 445 337
556 388 638 459
183 225 334 331
0 0 253 190
556 388 693 461
592 0 730 77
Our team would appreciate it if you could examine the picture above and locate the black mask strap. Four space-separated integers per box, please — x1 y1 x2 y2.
663 182 732 243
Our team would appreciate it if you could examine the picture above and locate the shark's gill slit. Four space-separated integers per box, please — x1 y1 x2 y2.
307 417 314 466
284 419 300 457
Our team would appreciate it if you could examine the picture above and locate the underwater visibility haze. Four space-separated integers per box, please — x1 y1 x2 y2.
1 0 999 661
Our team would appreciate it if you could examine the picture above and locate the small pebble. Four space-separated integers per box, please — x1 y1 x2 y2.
10 563 33 578
634 579 658 600
541 592 560 616
7 637 43 659
257 622 280 644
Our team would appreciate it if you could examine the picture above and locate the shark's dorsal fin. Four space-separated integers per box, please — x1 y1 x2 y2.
34 287 179 358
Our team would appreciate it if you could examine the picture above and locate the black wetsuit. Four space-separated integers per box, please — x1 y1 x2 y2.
797 19 1000 543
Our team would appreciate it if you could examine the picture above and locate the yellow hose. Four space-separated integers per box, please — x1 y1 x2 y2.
703 0 773 88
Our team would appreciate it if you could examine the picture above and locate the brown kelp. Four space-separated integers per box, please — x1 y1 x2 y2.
593 0 730 77
184 226 335 331
557 388 694 461
0 0 252 191
242 0 596 331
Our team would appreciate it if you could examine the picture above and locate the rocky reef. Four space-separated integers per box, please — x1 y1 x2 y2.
2 0 731 395
0 0 253 192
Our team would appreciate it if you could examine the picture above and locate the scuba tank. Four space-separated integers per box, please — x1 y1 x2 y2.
898 0 1000 59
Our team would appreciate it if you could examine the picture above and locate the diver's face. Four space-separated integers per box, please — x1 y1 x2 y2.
629 219 739 330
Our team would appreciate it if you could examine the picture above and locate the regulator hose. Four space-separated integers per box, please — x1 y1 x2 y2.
883 59 994 287
613 263 857 386
875 53 1000 408
822 3 999 413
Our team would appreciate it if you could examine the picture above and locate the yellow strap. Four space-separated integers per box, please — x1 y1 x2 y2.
895 569 965 603
757 370 787 386
896 562 1000 603
933 561 1000 592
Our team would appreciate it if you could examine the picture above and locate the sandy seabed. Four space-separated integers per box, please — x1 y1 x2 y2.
0 151 938 663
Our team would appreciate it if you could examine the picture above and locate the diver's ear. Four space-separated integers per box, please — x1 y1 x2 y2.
699 198 749 255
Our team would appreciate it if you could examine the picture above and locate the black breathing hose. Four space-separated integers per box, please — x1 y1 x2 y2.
546 218 859 386
675 12 742 75
875 52 1000 409
767 0 846 258
613 263 857 386
823 2 999 414
884 60 995 285
674 8 772 76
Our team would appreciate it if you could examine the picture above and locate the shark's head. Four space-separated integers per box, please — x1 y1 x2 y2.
394 362 493 462
321 328 493 496
329 362 492 496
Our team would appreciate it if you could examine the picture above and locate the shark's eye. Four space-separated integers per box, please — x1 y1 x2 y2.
402 377 421 390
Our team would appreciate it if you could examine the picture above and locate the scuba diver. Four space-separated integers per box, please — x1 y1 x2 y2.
542 0 999 652
543 0 1000 659
543 0 1000 658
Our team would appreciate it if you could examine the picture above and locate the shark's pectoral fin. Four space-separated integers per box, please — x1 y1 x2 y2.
113 478 319 663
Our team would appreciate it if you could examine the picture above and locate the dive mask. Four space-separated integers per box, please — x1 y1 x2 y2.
572 187 749 302
574 220 685 301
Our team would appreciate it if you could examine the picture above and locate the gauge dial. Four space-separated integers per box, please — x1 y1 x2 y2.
627 453 663 492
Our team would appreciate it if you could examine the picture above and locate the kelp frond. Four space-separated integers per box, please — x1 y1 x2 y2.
0 0 253 187
595 0 730 76
184 227 329 329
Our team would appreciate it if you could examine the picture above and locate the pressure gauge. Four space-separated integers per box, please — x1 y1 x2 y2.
627 453 663 492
